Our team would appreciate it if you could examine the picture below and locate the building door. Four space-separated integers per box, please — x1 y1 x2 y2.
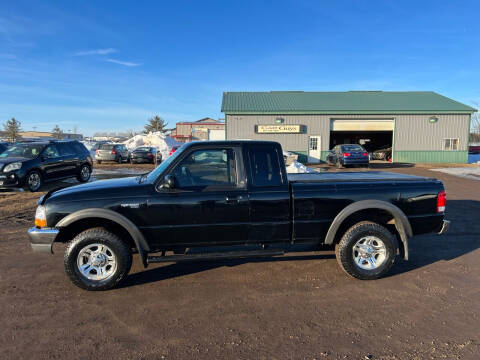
308 136 321 163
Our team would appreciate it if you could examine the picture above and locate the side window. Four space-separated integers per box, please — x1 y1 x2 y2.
43 145 60 158
58 143 76 156
249 146 283 187
443 138 459 151
172 148 237 189
72 142 87 154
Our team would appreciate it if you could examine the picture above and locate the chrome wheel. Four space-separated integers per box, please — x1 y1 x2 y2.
80 165 90 180
76 243 117 281
28 172 41 191
352 236 387 270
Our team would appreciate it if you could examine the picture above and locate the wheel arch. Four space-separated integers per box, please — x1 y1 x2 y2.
324 200 413 260
56 208 150 267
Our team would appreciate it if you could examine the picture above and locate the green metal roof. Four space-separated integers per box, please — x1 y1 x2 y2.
221 91 477 114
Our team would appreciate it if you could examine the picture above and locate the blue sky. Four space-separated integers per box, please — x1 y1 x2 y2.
0 0 479 136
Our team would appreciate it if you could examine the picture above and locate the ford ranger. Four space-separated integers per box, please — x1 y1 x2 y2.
27 141 450 290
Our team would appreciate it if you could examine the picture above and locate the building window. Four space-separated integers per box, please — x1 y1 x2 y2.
309 137 318 151
443 138 459 151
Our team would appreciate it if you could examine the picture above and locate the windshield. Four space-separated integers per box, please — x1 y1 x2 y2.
145 144 185 182
341 144 365 152
0 143 45 159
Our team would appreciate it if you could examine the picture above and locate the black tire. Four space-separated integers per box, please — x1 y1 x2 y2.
64 227 132 291
76 164 91 183
25 170 42 192
117 156 122 164
336 160 343 169
97 160 102 164
335 221 397 280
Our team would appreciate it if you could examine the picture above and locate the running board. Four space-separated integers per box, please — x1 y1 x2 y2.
147 249 285 264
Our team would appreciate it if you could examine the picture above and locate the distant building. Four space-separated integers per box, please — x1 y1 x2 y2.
16 131 83 141
171 118 225 143
222 91 477 163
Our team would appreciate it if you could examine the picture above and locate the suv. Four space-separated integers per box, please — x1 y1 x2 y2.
95 143 128 164
0 140 92 192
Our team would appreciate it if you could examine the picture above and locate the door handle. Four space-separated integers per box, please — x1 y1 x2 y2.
225 195 243 204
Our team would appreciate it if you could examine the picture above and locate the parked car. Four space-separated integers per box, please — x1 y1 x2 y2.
169 145 180 156
95 143 128 164
27 140 449 290
327 144 369 168
128 146 162 164
373 146 392 161
0 140 92 192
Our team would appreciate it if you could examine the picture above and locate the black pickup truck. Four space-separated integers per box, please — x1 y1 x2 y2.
27 141 450 290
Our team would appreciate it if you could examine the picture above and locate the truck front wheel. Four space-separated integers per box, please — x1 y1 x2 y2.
335 221 397 280
64 227 132 291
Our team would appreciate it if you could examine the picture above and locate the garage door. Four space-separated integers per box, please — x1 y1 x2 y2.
331 119 394 131
208 129 226 140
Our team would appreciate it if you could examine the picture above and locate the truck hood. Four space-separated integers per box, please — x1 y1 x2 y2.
44 176 149 203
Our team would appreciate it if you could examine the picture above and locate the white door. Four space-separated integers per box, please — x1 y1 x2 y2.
308 136 321 163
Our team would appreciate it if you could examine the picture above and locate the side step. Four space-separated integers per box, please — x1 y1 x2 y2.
147 249 285 264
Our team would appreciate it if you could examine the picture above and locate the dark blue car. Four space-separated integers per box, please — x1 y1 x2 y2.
326 144 369 168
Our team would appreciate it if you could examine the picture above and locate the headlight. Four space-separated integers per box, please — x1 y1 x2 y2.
35 205 47 228
3 162 22 172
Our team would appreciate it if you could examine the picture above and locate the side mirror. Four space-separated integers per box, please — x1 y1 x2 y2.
162 174 176 189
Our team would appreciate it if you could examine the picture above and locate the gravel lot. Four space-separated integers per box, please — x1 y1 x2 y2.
1 163 479 359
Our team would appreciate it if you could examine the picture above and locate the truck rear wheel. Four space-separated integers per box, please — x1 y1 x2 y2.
64 227 132 291
335 221 397 280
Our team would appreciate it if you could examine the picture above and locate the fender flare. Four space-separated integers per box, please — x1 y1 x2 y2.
324 200 413 260
56 208 150 266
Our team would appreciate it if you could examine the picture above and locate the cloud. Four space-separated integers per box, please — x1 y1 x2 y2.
106 58 141 67
74 48 117 56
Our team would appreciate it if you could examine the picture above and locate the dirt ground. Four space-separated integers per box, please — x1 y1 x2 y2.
0 163 479 359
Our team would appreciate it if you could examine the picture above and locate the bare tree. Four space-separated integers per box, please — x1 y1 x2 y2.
52 125 63 139
3 117 22 142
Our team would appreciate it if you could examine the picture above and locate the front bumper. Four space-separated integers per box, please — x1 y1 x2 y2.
27 227 59 253
0 171 22 188
436 220 450 235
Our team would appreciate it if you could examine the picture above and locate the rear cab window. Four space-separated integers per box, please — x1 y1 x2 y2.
247 145 285 187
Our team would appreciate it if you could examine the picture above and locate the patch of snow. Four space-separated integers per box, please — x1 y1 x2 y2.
80 140 96 151
431 167 480 181
286 160 316 173
123 132 181 159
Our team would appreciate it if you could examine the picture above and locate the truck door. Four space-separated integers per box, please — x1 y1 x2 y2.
145 146 249 249
246 144 290 244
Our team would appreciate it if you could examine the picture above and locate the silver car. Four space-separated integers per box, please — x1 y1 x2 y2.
95 143 129 164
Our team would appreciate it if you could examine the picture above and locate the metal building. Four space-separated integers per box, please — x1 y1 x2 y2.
221 91 476 163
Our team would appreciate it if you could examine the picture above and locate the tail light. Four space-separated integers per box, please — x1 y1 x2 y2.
148 152 153 158
362 152 368 157
112 149 117 155
342 152 351 157
437 190 446 213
